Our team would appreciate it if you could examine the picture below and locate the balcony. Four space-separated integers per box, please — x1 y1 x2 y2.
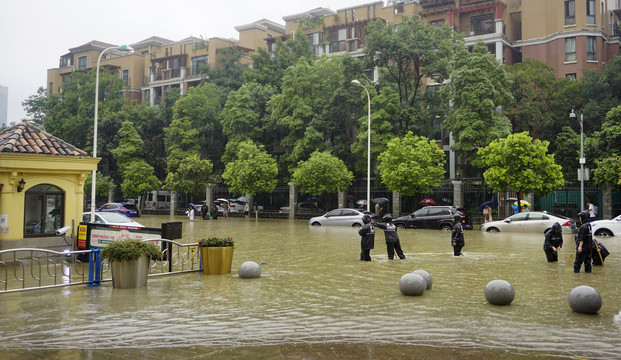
460 0 491 5
455 19 496 37
420 0 455 8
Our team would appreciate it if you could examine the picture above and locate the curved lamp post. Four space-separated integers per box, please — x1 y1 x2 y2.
91 45 134 222
569 109 584 211
351 80 371 212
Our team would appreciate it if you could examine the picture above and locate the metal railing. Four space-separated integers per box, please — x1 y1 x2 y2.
0 239 201 294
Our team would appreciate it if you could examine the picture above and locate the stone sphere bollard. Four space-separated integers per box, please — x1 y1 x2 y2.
238 261 261 278
568 286 602 314
399 273 426 296
484 279 515 305
411 270 432 290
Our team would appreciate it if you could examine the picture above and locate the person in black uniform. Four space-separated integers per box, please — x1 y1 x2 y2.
574 211 593 273
543 222 563 262
358 214 375 261
374 214 406 260
201 203 209 220
451 222 464 256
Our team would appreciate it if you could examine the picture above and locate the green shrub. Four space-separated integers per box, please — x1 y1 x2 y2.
100 239 162 262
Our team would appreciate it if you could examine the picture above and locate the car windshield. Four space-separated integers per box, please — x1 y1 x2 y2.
413 209 427 217
98 212 134 223
509 213 528 221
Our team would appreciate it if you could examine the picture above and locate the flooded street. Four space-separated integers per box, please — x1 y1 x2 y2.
1 215 621 359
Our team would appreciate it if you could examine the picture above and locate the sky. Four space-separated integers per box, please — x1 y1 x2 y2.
0 0 377 124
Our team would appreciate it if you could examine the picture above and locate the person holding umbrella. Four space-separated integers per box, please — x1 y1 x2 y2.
483 204 492 223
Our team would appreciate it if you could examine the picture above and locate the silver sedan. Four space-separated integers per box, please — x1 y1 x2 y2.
480 211 575 234
308 208 366 227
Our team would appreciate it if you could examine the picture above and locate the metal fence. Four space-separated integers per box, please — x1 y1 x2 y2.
0 239 201 294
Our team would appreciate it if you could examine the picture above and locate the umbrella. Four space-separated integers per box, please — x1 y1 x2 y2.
372 197 389 204
356 199 368 205
237 196 250 203
420 198 436 205
506 197 518 202
479 201 498 212
347 195 356 200
514 200 531 207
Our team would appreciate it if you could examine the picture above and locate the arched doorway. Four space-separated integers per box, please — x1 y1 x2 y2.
23 184 64 236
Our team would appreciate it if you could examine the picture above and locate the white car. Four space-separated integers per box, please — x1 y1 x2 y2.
308 208 366 227
590 215 621 237
82 212 144 227
480 211 575 234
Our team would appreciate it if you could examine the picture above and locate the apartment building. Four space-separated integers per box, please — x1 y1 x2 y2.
47 1 620 107
273 0 620 80
46 19 285 106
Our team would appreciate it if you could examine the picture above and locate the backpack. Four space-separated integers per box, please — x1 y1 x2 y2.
593 205 598 216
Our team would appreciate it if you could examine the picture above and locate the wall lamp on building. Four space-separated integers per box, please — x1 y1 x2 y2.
17 178 26 192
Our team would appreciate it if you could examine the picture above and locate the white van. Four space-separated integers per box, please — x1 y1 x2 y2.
144 190 172 210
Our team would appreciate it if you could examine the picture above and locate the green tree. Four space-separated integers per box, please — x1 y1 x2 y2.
377 132 445 195
244 28 314 90
164 154 214 198
84 171 115 198
475 132 564 204
221 140 278 204
22 87 47 124
268 56 347 173
292 151 354 206
593 157 621 189
580 56 621 134
364 16 459 134
110 121 144 170
204 47 249 103
442 42 513 154
119 161 162 200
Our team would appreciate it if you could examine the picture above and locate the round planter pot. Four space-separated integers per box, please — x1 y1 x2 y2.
110 254 150 289
200 247 234 275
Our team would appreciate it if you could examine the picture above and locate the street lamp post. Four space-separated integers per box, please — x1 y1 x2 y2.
351 80 371 212
569 109 585 211
91 45 134 222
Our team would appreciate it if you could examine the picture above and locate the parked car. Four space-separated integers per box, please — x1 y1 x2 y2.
279 202 316 214
393 206 471 231
98 202 140 217
309 208 366 227
82 212 144 227
590 215 621 236
480 211 574 234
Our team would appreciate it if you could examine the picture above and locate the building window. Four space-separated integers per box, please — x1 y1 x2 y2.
471 14 494 35
329 28 347 53
430 19 445 27
48 82 53 95
565 37 576 62
566 73 577 81
565 0 575 26
587 36 596 60
307 32 324 56
122 69 129 86
78 56 87 71
24 184 64 237
191 55 209 75
586 0 595 25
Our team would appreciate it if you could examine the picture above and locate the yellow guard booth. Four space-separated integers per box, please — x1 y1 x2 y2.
0 121 98 250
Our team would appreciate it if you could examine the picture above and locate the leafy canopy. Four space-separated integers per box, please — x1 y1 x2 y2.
377 131 446 196
222 140 278 197
475 132 564 195
292 151 354 195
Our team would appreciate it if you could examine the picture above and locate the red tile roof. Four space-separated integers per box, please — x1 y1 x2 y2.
0 121 88 156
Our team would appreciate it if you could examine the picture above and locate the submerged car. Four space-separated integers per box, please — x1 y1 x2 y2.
590 215 621 237
393 206 472 231
98 202 140 217
82 212 144 227
480 211 574 234
309 208 366 227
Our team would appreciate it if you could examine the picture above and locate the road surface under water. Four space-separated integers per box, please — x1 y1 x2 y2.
1 215 620 359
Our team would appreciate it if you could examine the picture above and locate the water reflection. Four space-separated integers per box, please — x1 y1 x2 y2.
1 215 620 359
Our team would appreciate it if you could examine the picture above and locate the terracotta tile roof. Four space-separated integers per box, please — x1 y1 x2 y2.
0 121 88 156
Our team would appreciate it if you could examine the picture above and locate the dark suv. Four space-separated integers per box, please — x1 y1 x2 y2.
393 206 471 231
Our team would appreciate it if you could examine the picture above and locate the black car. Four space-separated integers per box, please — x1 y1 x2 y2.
393 206 471 231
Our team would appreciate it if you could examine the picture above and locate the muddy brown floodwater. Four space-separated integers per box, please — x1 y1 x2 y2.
1 215 620 359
